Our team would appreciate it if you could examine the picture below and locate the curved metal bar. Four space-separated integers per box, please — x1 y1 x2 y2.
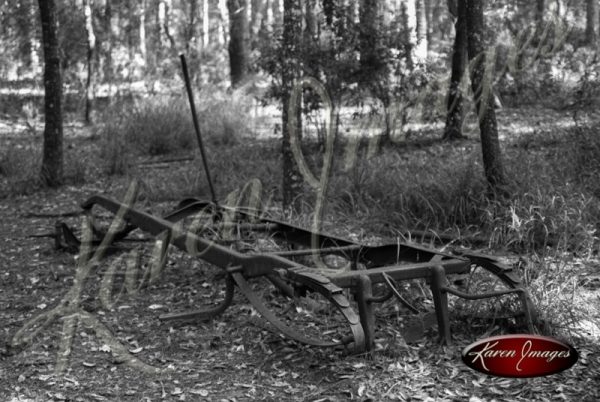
232 271 366 352
381 272 420 314
462 255 537 332
159 275 235 322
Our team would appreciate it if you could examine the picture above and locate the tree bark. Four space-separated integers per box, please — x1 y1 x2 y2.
402 0 420 68
227 0 249 88
250 0 263 44
84 0 96 124
158 0 168 52
38 0 64 187
416 0 428 60
281 0 303 210
104 0 112 86
465 0 506 189
443 0 467 140
139 0 147 67
304 0 317 42
359 0 383 76
264 0 273 32
217 0 228 45
202 0 210 48
16 0 40 74
586 0 598 46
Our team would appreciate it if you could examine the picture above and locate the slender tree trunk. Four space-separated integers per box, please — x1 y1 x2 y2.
359 0 381 74
202 0 210 48
104 0 112 87
586 0 598 46
274 0 283 26
38 0 63 187
264 0 273 32
416 0 428 60
164 0 177 50
281 0 303 210
250 0 263 44
402 0 420 68
139 0 147 67
227 0 249 87
158 0 168 52
425 0 433 45
217 0 228 46
304 0 317 41
187 0 197 54
126 1 135 64
443 0 467 140
465 0 506 189
17 0 40 74
554 0 564 19
84 0 96 124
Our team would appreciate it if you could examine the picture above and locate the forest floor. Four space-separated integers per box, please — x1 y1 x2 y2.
1 105 600 401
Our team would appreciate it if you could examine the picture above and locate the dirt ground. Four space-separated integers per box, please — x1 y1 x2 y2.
1 109 600 401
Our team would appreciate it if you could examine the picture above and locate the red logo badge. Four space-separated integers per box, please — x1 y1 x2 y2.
462 334 578 377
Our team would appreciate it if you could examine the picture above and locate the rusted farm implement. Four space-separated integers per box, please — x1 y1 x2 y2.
54 55 535 353
54 193 536 353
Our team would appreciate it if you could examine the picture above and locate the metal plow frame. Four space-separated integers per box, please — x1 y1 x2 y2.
54 194 537 354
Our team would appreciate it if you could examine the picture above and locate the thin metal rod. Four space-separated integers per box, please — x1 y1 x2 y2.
180 54 219 207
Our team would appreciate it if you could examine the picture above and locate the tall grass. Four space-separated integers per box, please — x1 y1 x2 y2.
0 141 89 197
97 88 254 175
327 124 600 256
0 143 41 197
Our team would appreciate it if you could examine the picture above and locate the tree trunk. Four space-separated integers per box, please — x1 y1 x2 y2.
281 0 303 210
217 0 228 45
158 0 168 52
104 0 112 87
416 0 428 60
304 0 317 42
227 0 249 88
275 0 284 26
38 0 64 187
264 0 273 32
443 0 467 140
402 0 420 68
250 0 263 44
187 0 197 54
202 0 210 48
425 0 433 45
586 0 598 46
16 0 40 74
139 0 147 67
465 0 506 189
84 0 96 124
126 1 135 64
359 0 381 74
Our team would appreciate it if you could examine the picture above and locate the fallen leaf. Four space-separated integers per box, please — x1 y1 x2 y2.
190 389 209 397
